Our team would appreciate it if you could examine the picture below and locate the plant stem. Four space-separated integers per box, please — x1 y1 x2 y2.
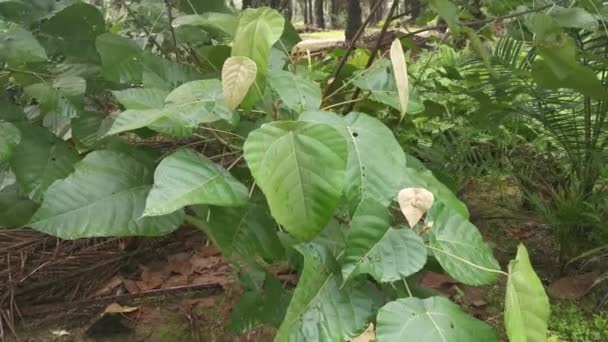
163 0 179 57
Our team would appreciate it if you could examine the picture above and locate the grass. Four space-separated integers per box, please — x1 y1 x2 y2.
548 302 608 341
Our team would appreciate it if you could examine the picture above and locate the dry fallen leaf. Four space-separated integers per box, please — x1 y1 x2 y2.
548 272 598 300
104 303 138 314
352 323 375 342
398 187 434 227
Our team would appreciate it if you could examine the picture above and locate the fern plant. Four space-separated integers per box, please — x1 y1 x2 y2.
0 2 550 340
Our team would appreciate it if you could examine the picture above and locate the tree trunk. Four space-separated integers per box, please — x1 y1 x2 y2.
330 0 340 28
408 0 421 19
243 0 253 8
345 0 361 41
307 0 314 25
303 0 310 25
270 0 280 8
315 0 325 28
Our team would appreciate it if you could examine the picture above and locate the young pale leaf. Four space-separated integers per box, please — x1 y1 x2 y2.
144 149 248 216
342 199 426 283
0 183 38 228
377 297 499 341
244 121 347 241
0 121 20 162
505 244 550 342
267 70 322 113
231 7 284 107
398 187 434 227
0 21 47 64
299 111 405 213
221 56 258 110
30 150 183 239
10 124 80 202
275 243 380 341
426 203 501 285
202 191 284 260
389 39 409 119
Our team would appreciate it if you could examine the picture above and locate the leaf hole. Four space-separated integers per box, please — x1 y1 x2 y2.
352 132 358 138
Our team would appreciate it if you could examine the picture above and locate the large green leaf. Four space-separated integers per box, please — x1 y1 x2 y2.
275 243 380 341
550 7 597 31
425 203 500 285
0 121 20 161
299 111 405 212
102 80 234 137
201 191 284 261
144 149 248 216
376 297 499 341
10 124 80 202
0 20 47 64
429 0 461 31
96 33 143 83
267 69 322 113
342 199 427 283
231 7 284 107
141 54 202 91
0 0 78 25
177 0 229 14
505 244 550 342
71 111 106 149
24 76 86 119
0 183 38 228
173 12 238 37
40 2 105 61
112 88 168 110
30 150 183 239
243 121 347 241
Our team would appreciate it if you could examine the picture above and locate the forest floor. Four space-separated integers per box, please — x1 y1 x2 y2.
5 175 606 341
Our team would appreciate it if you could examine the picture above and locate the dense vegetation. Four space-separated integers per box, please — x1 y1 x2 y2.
1 0 607 340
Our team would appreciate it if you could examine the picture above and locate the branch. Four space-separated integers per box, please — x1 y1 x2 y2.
119 0 165 54
163 0 179 55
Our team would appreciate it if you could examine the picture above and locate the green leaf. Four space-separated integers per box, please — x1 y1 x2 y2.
24 76 86 118
0 121 20 161
29 150 183 239
177 0 229 14
429 0 461 32
550 7 598 31
144 149 248 216
10 124 80 202
173 12 238 37
0 183 38 228
71 111 106 149
102 80 235 137
229 271 291 333
425 203 500 285
0 20 47 64
376 297 499 341
112 88 168 109
275 243 380 342
222 56 258 110
203 191 285 261
267 69 322 113
243 121 347 241
231 7 285 107
300 111 405 212
342 199 426 283
141 54 202 91
96 33 143 83
40 2 105 61
505 244 550 342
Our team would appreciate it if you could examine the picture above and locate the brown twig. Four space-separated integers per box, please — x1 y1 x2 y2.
163 0 180 57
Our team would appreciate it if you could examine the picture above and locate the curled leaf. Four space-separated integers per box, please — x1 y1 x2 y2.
389 39 409 120
398 187 434 227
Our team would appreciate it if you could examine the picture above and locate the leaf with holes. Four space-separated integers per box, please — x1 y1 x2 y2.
268 69 322 113
342 199 427 283
390 39 409 119
299 111 405 212
275 243 381 341
29 150 183 239
425 203 500 285
376 297 498 341
222 56 258 110
244 121 347 240
144 149 248 216
505 244 550 342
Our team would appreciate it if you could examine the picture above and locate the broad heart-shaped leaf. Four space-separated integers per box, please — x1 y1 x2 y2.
505 244 550 342
112 88 168 110
275 243 381 342
267 69 322 113
201 191 284 261
222 56 258 110
0 121 20 161
173 12 238 37
144 149 248 216
10 124 80 203
102 80 235 137
231 7 285 107
376 297 499 342
96 33 143 83
0 20 47 64
30 150 183 239
390 39 409 119
299 111 405 213
425 203 500 285
0 183 38 228
243 121 347 241
342 199 426 283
